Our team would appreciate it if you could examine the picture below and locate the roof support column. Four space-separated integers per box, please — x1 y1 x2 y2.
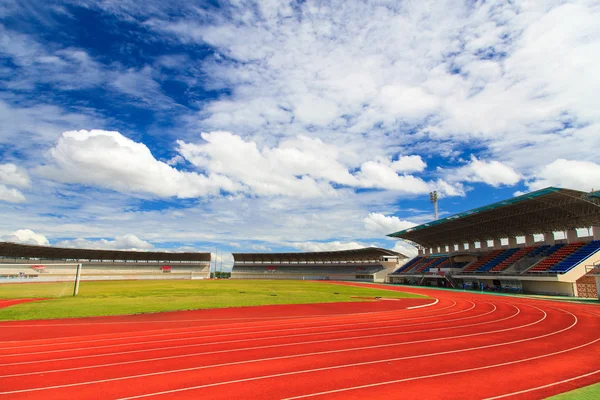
425 248 431 256
544 232 555 245
566 229 578 244
493 239 502 249
469 242 476 251
508 237 518 248
418 248 424 256
480 240 488 251
525 234 535 247
593 226 600 241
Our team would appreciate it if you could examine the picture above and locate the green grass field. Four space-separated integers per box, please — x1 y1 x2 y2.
546 382 600 400
0 279 425 320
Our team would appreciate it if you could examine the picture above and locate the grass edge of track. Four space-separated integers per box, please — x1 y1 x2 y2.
0 280 428 321
545 382 600 399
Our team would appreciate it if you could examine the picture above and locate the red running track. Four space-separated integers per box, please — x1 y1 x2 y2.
0 282 598 400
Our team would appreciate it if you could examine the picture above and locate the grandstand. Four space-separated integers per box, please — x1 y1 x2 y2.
231 248 407 282
0 242 211 281
387 187 600 298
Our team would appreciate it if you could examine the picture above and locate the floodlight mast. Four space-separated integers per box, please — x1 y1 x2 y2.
430 191 439 221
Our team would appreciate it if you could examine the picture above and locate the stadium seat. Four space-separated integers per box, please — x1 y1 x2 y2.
391 256 423 274
489 247 535 272
548 241 600 273
528 243 585 272
462 250 504 273
476 248 520 273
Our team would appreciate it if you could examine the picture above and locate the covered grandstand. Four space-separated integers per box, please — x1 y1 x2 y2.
231 248 407 282
0 242 211 281
388 187 600 298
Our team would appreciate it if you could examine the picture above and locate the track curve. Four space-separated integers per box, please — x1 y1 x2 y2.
0 283 598 399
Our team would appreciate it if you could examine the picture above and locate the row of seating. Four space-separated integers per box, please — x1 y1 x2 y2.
477 248 520 272
395 240 599 276
490 247 534 272
548 241 600 272
392 256 423 274
529 243 584 272
462 250 504 273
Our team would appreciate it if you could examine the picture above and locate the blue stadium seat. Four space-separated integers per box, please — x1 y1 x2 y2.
477 248 519 272
391 256 422 274
548 241 600 273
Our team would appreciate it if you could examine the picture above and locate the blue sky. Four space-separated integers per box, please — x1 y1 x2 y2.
1 0 599 268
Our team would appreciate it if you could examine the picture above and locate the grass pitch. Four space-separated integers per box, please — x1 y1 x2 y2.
0 279 425 321
546 382 600 400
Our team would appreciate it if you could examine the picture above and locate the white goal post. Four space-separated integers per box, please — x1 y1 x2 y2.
0 263 83 297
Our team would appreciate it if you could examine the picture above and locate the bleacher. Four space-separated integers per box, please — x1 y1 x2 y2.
548 241 600 273
527 245 550 257
476 248 520 273
391 257 423 274
462 250 504 273
393 240 599 278
490 247 534 272
528 243 584 272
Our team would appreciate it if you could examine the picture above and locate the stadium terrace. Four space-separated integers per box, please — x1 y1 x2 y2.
0 242 211 281
387 187 600 298
231 248 407 282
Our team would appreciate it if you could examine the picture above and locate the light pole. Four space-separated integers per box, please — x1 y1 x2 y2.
430 191 439 221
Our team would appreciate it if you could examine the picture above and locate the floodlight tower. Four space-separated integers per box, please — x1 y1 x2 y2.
430 191 439 221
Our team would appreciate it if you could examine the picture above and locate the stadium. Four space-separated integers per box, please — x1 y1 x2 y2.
0 187 599 399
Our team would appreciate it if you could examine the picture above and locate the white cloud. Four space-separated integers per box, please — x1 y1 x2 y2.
291 241 367 253
441 156 522 187
0 163 30 188
0 184 26 203
145 0 600 192
38 129 240 198
178 131 452 198
392 241 418 259
1 229 49 246
391 155 427 173
55 234 154 250
364 212 417 235
527 159 600 192
0 163 29 203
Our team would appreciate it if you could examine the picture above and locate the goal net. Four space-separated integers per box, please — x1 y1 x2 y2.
0 263 82 298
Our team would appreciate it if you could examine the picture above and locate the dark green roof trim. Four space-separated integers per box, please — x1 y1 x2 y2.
388 187 562 238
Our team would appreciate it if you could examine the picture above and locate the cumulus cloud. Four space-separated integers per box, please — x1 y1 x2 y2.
0 184 26 203
38 130 240 198
178 131 457 198
291 241 367 253
55 234 154 250
441 156 522 188
0 163 30 188
1 229 49 246
392 241 418 259
0 163 30 203
526 159 600 192
364 213 417 235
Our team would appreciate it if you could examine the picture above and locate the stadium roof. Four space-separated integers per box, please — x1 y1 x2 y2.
388 187 600 249
233 247 407 263
0 242 211 262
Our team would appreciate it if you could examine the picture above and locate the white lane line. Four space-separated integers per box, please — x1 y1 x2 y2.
0 292 433 329
112 307 581 400
0 304 551 395
0 304 514 377
407 298 439 309
281 337 599 400
0 298 456 347
0 301 480 367
0 299 466 357
483 369 600 399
